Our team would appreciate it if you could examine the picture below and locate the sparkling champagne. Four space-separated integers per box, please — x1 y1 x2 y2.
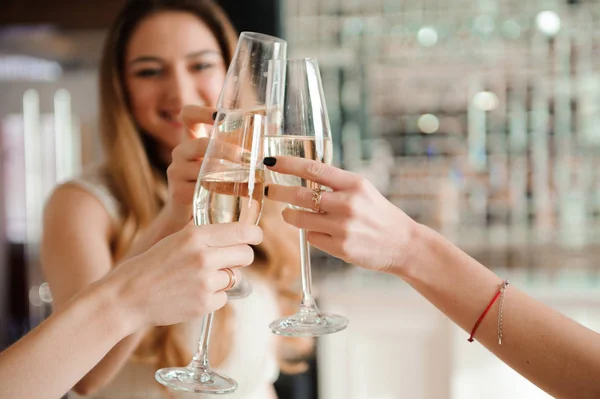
209 109 266 167
264 135 332 188
194 169 264 225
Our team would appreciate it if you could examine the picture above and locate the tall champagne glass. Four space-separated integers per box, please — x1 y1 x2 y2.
155 32 286 394
265 58 348 337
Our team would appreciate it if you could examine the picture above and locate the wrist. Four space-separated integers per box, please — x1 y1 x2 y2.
388 222 433 280
91 273 139 338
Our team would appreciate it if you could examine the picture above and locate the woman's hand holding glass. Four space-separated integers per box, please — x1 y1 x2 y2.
164 105 254 227
162 106 214 232
165 105 257 229
264 156 418 275
167 104 256 300
112 222 262 332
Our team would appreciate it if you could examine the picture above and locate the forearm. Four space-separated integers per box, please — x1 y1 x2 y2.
0 282 130 399
396 224 600 398
73 210 177 393
72 327 147 394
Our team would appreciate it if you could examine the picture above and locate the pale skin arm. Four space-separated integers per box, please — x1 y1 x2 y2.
404 225 600 399
3 222 261 399
0 280 131 399
263 156 600 399
40 108 217 394
41 187 183 395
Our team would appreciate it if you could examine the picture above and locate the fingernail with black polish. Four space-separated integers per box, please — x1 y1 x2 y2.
263 157 277 166
212 111 217 120
264 186 269 197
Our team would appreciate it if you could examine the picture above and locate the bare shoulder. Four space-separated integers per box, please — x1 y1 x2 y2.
41 183 118 306
43 183 114 240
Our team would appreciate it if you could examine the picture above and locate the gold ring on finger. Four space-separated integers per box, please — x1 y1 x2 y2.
222 268 236 290
312 187 324 213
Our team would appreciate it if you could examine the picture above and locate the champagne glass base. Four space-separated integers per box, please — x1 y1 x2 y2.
226 278 253 300
269 311 348 337
155 367 237 394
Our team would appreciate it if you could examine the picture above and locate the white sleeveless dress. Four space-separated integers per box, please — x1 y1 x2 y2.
67 167 280 399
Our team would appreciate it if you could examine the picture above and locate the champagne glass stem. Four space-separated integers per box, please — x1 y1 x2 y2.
299 229 316 309
190 312 214 375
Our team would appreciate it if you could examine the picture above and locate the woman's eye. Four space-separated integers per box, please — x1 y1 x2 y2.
191 63 214 71
135 69 162 78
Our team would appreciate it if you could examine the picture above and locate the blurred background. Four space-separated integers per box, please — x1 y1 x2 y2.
2 0 600 398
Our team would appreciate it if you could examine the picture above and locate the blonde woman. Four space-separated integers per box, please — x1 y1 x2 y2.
41 0 303 398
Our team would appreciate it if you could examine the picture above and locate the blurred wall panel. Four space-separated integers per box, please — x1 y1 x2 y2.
217 0 282 37
0 70 100 345
0 122 7 349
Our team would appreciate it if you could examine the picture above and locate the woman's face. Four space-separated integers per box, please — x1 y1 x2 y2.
124 11 226 152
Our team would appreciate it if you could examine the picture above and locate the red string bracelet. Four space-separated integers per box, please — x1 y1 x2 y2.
468 280 510 343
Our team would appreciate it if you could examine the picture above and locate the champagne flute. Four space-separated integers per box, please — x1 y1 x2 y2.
194 121 252 300
155 32 286 394
217 32 283 301
265 58 349 336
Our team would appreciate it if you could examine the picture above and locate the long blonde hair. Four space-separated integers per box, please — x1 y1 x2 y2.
99 0 308 376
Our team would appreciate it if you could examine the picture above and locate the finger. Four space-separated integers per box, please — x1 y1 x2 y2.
281 208 335 234
263 156 361 191
206 291 228 312
175 136 246 164
174 137 209 161
168 159 202 182
265 184 336 212
204 138 249 164
201 244 255 270
207 267 243 292
181 105 217 139
195 223 264 247
222 267 242 292
194 123 210 139
182 105 217 126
